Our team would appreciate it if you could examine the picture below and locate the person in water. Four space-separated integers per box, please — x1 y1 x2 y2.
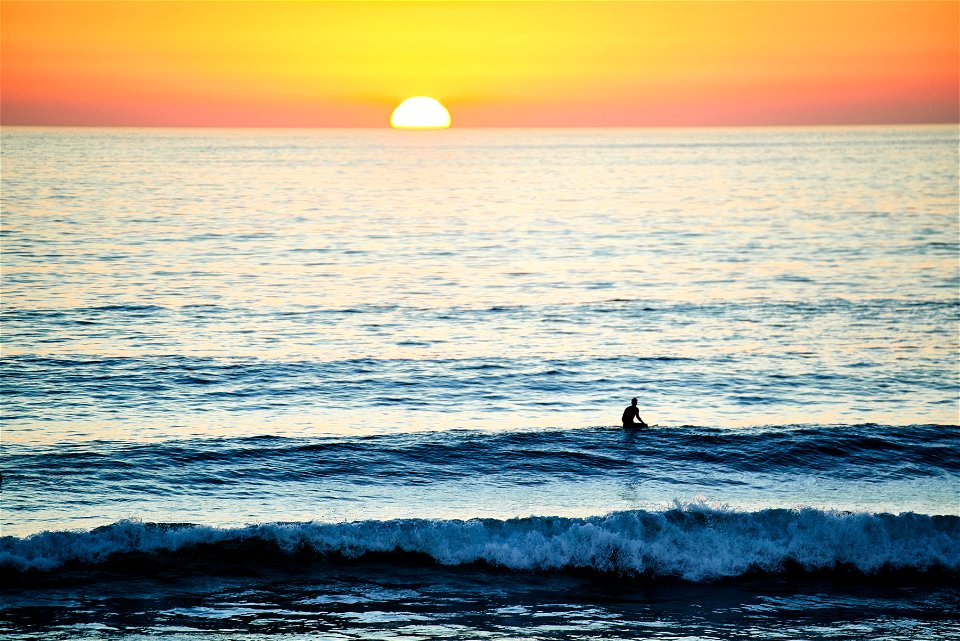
622 398 648 428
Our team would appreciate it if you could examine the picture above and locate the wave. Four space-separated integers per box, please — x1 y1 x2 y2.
9 425 958 493
4 504 957 582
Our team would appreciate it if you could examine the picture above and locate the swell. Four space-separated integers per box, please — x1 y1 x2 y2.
7 425 958 494
3 506 957 583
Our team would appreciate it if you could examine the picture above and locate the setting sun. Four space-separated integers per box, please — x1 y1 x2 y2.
2 2 956 127
390 97 451 129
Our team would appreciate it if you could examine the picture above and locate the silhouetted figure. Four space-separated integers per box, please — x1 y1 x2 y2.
622 398 648 428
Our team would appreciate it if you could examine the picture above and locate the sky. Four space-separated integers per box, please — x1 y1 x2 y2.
2 1 958 128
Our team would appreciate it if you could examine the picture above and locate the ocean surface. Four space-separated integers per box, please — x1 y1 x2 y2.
1 125 958 639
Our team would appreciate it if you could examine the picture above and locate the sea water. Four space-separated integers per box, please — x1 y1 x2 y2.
1 126 958 639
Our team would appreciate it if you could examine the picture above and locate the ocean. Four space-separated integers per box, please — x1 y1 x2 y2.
1 125 958 639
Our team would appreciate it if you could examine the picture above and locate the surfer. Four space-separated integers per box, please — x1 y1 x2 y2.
621 398 648 428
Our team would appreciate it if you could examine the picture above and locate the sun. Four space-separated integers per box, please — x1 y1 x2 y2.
390 97 451 129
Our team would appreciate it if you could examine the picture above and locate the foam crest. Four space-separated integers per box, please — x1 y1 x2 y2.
3 505 957 581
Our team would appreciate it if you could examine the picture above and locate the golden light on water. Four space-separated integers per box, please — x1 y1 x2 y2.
390 97 451 129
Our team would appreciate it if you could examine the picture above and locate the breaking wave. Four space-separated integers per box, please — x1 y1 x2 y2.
3 503 957 583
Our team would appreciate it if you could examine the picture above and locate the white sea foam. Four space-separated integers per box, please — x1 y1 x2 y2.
4 504 957 580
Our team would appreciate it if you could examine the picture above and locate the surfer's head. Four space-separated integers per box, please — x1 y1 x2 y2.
631 398 637 405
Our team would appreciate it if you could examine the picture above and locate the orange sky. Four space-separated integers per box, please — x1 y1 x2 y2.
2 1 957 127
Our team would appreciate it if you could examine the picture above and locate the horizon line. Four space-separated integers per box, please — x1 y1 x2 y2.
3 122 958 131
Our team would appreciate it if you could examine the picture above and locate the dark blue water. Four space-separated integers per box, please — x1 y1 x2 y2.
5 424 960 576
3 424 958 639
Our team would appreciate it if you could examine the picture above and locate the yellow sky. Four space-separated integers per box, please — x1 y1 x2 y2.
2 1 957 127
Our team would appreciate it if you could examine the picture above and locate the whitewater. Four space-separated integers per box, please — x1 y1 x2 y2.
5 506 959 579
